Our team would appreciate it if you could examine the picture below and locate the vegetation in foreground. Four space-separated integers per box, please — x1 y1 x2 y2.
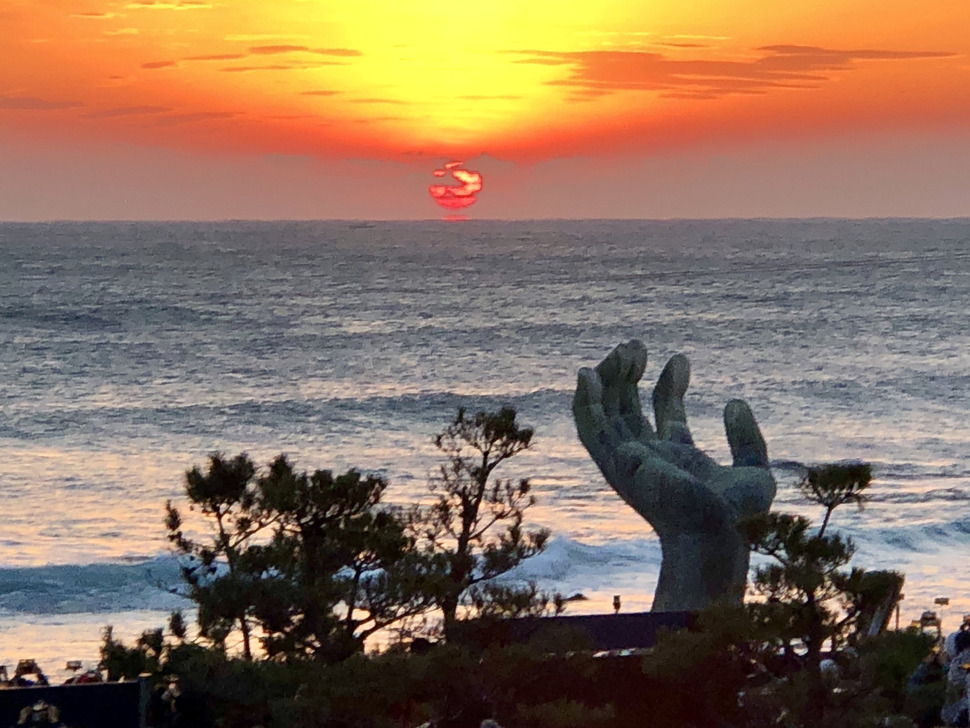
102 411 937 728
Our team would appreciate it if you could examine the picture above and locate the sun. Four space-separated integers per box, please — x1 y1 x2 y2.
428 161 483 210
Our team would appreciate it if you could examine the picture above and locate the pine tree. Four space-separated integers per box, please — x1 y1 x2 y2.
415 407 557 639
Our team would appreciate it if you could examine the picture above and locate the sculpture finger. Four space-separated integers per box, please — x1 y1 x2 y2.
573 368 615 480
724 399 769 468
593 341 634 418
593 340 654 442
652 353 694 445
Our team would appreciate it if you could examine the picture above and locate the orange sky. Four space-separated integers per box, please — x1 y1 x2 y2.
2 0 969 219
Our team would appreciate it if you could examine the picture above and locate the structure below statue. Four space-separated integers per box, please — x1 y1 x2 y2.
572 340 776 612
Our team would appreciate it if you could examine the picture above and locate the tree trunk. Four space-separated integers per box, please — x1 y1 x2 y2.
442 591 460 641
240 616 253 661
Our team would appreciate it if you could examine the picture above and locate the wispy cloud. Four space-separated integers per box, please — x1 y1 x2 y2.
224 34 309 42
351 98 408 105
184 53 246 61
155 110 239 125
157 46 362 73
513 44 955 100
70 11 121 19
125 1 211 9
84 105 171 118
247 45 361 57
352 115 405 124
0 95 83 110
219 64 305 73
654 42 708 49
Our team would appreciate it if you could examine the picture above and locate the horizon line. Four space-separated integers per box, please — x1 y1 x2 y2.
2 215 970 224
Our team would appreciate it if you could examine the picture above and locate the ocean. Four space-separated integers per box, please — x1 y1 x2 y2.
2 219 969 677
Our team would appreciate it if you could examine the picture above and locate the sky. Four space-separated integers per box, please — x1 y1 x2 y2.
1 0 969 220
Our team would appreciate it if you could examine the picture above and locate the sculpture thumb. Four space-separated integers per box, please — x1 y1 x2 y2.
724 399 769 468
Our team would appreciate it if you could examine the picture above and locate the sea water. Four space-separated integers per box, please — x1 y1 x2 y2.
2 219 969 674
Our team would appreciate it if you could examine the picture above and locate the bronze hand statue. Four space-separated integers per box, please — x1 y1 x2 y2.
572 340 776 611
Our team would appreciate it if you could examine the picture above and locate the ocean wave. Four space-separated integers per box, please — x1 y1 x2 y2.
0 520 966 621
0 537 663 618
506 536 662 586
0 556 187 616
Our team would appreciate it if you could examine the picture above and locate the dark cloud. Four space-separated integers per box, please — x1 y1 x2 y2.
142 60 177 69
512 44 955 100
0 95 83 110
84 105 172 118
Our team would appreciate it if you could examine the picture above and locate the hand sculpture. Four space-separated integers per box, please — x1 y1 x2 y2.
572 340 776 612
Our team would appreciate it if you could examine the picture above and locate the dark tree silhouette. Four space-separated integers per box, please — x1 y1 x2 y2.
415 407 557 639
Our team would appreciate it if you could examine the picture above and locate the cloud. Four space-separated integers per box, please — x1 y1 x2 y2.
219 64 307 73
206 46 362 72
247 45 361 57
0 95 83 110
352 116 405 124
184 53 246 61
300 90 340 96
667 34 730 41
125 1 211 9
151 47 360 71
84 105 172 118
155 110 239 125
70 11 121 19
512 44 955 100
654 42 708 49
351 98 408 105
224 34 310 42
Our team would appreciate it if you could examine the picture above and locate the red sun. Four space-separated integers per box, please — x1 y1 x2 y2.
429 161 483 210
